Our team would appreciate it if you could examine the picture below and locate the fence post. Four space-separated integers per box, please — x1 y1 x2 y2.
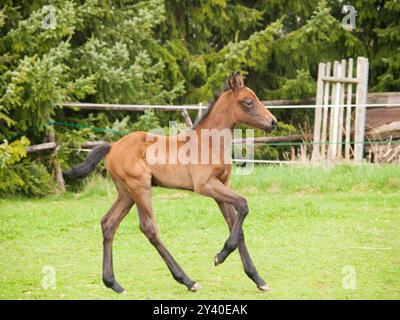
320 62 331 160
328 61 339 161
354 57 369 162
344 58 354 161
337 59 347 160
197 102 203 122
181 108 193 127
47 128 65 193
312 62 326 162
330 61 343 160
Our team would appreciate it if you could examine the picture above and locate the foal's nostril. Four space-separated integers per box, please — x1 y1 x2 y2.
271 119 278 129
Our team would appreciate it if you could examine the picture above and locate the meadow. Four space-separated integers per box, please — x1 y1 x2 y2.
0 165 399 300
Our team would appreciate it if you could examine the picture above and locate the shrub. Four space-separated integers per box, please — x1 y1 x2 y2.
0 138 56 197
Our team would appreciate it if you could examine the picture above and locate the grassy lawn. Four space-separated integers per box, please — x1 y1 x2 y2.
0 165 399 300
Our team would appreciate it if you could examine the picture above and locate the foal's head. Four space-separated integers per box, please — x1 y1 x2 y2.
225 72 277 132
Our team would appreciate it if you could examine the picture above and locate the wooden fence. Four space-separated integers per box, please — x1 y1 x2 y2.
311 57 369 163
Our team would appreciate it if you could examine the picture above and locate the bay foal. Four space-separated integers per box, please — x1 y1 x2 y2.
65 73 277 293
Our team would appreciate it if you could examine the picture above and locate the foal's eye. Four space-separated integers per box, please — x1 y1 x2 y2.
242 99 254 108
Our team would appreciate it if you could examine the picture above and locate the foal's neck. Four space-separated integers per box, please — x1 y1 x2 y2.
194 96 236 133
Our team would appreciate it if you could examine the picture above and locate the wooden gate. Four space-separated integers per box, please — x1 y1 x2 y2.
312 57 369 163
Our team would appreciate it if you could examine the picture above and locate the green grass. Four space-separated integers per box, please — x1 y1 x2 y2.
0 165 399 300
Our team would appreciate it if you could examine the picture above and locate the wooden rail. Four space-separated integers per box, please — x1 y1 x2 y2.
26 142 57 153
233 135 306 144
78 136 308 150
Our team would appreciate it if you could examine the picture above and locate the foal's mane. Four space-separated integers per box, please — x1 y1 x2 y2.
192 86 229 128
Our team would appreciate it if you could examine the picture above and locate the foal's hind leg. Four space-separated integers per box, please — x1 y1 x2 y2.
217 201 270 291
101 193 134 293
131 186 200 291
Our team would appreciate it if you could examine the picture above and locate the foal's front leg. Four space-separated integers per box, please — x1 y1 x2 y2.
195 179 249 265
217 201 270 291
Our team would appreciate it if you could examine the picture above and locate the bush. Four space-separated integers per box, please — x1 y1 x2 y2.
0 138 56 197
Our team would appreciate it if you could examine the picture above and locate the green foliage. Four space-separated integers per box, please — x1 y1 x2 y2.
0 137 29 169
370 1 400 91
0 137 55 197
2 160 56 197
186 20 283 103
266 69 316 100
55 128 98 170
255 122 298 160
131 110 161 132
0 0 182 142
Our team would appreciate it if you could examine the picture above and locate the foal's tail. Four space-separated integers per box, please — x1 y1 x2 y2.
63 143 111 180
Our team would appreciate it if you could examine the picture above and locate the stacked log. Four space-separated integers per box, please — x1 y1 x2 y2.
365 107 400 163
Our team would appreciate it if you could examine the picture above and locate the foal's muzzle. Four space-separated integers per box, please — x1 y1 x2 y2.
263 119 278 132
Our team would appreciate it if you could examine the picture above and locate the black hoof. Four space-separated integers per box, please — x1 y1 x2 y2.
214 252 228 266
103 278 125 293
189 283 201 292
214 255 221 266
257 284 271 291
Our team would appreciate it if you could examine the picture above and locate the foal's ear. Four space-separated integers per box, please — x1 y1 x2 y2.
228 72 244 93
234 72 244 87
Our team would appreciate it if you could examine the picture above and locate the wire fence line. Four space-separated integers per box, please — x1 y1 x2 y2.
267 103 400 109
